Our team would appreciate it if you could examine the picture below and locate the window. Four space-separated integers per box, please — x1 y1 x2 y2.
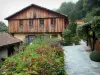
29 20 33 27
33 13 36 18
26 35 35 43
39 19 44 27
51 18 56 27
19 20 23 27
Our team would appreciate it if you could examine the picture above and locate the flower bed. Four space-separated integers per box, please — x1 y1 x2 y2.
0 37 66 75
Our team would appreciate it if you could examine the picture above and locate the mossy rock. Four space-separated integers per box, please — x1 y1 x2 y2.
90 51 100 62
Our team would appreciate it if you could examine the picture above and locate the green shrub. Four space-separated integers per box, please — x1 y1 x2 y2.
71 36 80 45
61 40 72 46
62 29 80 46
91 16 100 41
62 29 73 46
0 37 66 75
76 25 87 40
90 51 100 62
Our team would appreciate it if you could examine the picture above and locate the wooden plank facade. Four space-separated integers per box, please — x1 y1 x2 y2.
8 18 65 33
6 4 69 42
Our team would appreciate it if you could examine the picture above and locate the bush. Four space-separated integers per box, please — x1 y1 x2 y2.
90 51 100 62
0 37 66 75
68 22 77 35
62 29 80 46
61 40 72 46
71 36 80 45
62 29 73 46
76 25 87 40
91 16 100 41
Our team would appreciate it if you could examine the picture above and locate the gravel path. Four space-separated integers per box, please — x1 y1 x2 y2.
63 41 100 75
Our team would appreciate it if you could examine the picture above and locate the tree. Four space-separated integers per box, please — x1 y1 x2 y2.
83 12 94 22
84 8 100 22
76 24 87 40
56 0 100 20
91 16 100 40
91 8 100 16
56 2 75 17
62 29 73 45
0 21 8 32
86 0 100 11
68 12 77 34
75 0 87 19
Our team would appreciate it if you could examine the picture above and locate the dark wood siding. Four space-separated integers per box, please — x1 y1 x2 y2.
8 7 68 33
10 7 60 19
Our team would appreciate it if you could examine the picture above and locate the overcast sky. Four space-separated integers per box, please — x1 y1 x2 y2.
0 0 78 25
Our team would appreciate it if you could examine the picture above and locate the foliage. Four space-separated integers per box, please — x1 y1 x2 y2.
68 22 77 35
62 29 80 45
0 21 8 32
75 0 100 19
71 36 81 45
90 51 100 62
77 16 100 41
83 12 94 22
91 16 100 40
62 29 73 45
56 2 75 17
86 0 100 11
0 37 66 75
62 29 71 39
76 25 87 40
84 8 100 22
68 12 77 34
61 11 81 46
61 12 80 46
69 12 77 23
56 0 100 20
75 0 87 19
90 8 100 16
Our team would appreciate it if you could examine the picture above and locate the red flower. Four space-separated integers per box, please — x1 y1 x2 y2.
31 58 35 62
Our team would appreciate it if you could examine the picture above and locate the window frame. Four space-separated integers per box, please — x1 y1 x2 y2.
39 19 44 27
19 20 23 28
26 35 35 43
51 18 56 27
29 20 33 27
33 13 36 18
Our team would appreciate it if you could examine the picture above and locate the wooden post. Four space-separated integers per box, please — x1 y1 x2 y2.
86 28 88 46
92 31 96 51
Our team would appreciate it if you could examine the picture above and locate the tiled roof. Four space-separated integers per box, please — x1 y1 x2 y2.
0 32 22 47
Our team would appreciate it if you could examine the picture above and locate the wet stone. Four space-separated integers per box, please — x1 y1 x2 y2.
63 42 100 75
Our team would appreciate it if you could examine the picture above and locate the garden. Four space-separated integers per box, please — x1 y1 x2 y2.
77 16 100 62
61 13 100 62
61 13 81 46
0 36 66 75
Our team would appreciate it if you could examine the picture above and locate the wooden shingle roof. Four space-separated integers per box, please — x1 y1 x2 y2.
0 32 22 47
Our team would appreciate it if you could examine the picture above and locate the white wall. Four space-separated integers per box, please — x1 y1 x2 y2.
14 34 26 42
0 48 8 59
14 33 62 42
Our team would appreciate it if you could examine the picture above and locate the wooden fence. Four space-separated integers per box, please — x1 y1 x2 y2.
95 40 100 52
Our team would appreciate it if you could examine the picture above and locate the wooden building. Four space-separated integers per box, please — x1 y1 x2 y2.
0 32 22 60
5 4 69 43
76 20 84 25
